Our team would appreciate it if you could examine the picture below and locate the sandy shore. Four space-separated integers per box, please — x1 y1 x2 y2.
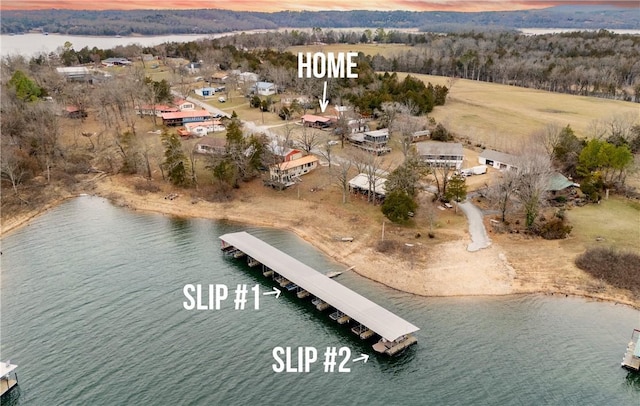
2 174 637 309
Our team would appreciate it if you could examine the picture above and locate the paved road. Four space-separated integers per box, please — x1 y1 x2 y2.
458 200 492 252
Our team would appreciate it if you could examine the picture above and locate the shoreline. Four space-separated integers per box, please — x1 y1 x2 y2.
2 175 638 310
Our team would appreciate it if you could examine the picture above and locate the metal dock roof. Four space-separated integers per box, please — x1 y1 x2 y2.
220 231 419 342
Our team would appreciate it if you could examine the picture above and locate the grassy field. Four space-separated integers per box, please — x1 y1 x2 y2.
563 197 640 252
399 73 639 152
287 43 412 58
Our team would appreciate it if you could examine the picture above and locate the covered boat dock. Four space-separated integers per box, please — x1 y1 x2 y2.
220 231 419 355
0 361 18 397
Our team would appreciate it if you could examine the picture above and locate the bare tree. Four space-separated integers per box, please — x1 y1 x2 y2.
1 145 28 197
428 162 454 201
333 159 353 204
378 101 408 131
189 148 199 188
317 142 333 168
298 126 320 154
513 146 553 229
535 122 562 160
393 114 425 159
352 149 386 203
487 168 520 222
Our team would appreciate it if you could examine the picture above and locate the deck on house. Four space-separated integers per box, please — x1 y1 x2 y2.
220 231 419 353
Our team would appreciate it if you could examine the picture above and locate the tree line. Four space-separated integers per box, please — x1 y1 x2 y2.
2 7 636 35
211 29 640 102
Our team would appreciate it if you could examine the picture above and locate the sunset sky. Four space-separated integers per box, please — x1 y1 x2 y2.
2 1 638 12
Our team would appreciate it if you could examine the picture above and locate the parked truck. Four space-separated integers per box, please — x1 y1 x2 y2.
460 165 487 177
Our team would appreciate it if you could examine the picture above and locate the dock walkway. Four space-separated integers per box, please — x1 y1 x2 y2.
220 231 419 353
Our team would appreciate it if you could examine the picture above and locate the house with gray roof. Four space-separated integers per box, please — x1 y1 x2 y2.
416 141 464 169
478 149 519 170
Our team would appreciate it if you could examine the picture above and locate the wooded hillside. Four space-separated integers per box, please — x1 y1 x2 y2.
1 6 637 35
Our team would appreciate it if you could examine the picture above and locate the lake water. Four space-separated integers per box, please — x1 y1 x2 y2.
2 28 639 58
0 31 257 57
1 196 638 405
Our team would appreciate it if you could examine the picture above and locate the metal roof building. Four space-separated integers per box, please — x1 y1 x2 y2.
219 232 419 342
479 149 519 170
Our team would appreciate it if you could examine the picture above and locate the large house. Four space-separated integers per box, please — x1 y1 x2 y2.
478 149 519 170
416 141 464 169
161 110 211 126
268 155 319 187
349 129 391 155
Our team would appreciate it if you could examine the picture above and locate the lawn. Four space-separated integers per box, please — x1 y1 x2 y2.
287 43 413 59
399 73 639 151
563 197 640 252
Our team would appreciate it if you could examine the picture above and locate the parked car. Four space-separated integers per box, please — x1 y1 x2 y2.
218 96 226 103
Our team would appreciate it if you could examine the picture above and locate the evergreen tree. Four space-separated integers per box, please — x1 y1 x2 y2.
382 190 417 223
8 70 42 102
161 132 189 186
445 173 467 202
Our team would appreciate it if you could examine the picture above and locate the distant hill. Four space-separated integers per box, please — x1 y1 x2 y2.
1 6 637 36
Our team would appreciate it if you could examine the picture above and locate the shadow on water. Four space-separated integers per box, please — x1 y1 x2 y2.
1 386 21 406
168 217 194 248
376 344 419 374
624 371 640 391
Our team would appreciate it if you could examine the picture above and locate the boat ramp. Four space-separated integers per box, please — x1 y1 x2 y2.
220 231 419 355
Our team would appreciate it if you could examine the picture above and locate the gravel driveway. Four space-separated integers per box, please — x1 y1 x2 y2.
458 200 492 252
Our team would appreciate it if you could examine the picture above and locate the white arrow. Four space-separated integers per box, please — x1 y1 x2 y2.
262 287 281 299
319 80 329 113
352 354 369 363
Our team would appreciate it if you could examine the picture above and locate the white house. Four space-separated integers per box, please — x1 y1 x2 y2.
174 98 195 111
479 149 518 170
184 120 225 136
269 155 319 187
416 141 464 169
252 81 277 96
194 87 216 98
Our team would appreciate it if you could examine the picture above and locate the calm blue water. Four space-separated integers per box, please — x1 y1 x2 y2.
1 196 638 405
